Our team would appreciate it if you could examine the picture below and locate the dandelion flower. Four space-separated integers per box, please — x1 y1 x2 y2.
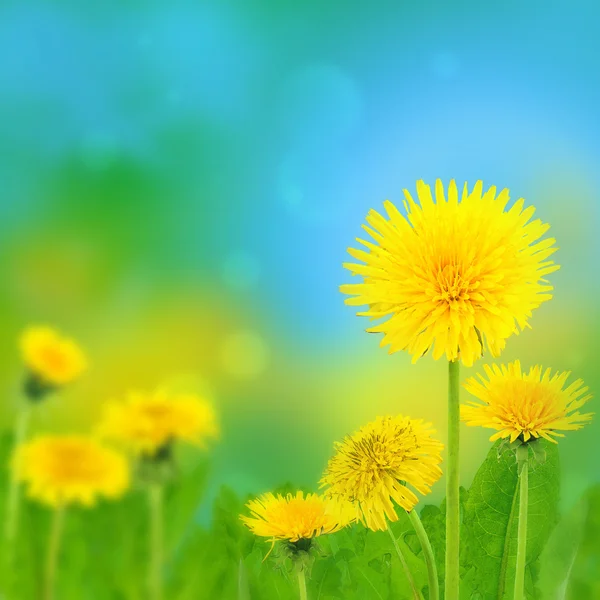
320 416 443 531
342 180 559 366
241 491 353 545
13 435 129 508
20 326 87 387
98 390 219 455
461 360 593 443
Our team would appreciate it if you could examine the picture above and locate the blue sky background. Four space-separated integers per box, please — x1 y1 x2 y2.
1 0 599 513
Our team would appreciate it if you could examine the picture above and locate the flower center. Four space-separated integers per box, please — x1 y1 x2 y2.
40 345 68 373
50 445 108 483
436 264 471 306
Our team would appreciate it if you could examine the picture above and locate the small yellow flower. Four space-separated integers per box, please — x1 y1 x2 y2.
461 360 593 443
20 326 87 387
342 180 559 366
13 435 129 508
320 416 443 531
241 491 353 544
98 390 219 455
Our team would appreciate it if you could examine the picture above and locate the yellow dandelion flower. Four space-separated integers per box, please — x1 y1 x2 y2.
20 326 87 387
461 360 593 443
341 179 559 367
241 491 353 545
320 416 443 531
13 435 129 508
98 390 219 454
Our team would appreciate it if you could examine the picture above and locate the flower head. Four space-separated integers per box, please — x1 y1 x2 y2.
97 390 219 455
342 180 559 366
320 416 443 531
461 360 593 443
20 326 87 387
13 435 129 508
241 491 353 546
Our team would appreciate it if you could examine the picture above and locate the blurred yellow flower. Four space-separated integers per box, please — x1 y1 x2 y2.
98 390 219 455
241 491 353 544
20 326 87 386
341 179 559 366
461 360 593 443
13 435 129 508
320 416 443 531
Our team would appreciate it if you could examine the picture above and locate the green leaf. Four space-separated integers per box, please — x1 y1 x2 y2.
324 517 428 599
309 555 344 599
463 440 560 600
388 516 428 598
538 484 600 598
321 524 389 599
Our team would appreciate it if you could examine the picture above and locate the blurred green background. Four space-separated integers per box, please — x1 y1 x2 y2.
0 0 598 522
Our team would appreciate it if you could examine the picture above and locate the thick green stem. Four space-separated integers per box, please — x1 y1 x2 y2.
148 484 164 600
387 526 420 600
44 505 65 600
445 359 460 600
513 459 529 600
297 567 308 600
4 404 32 544
408 509 439 600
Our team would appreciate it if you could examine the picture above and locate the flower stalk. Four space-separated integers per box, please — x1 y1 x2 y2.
514 446 529 600
4 402 31 544
148 483 164 600
445 359 460 600
387 527 420 600
408 509 439 600
44 505 65 600
296 565 308 600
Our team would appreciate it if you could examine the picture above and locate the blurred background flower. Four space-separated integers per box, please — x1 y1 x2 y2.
0 0 599 520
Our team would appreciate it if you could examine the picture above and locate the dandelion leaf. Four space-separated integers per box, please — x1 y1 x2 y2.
538 484 600 598
463 440 559 599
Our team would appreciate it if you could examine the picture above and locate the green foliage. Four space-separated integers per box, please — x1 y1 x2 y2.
419 487 473 598
1 432 599 599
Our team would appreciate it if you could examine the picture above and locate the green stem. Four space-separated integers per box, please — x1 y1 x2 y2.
513 458 529 600
148 484 164 600
4 403 32 544
445 359 460 600
497 475 520 600
238 558 251 600
44 505 65 600
387 527 420 600
408 509 439 600
297 566 308 600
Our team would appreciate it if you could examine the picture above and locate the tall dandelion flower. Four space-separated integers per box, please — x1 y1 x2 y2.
5 326 87 549
461 360 593 443
97 390 219 456
342 180 558 366
241 491 353 599
321 416 444 600
321 416 443 530
13 435 129 508
461 360 592 600
12 435 129 600
341 180 558 600
98 390 219 600
241 491 352 545
20 326 87 397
